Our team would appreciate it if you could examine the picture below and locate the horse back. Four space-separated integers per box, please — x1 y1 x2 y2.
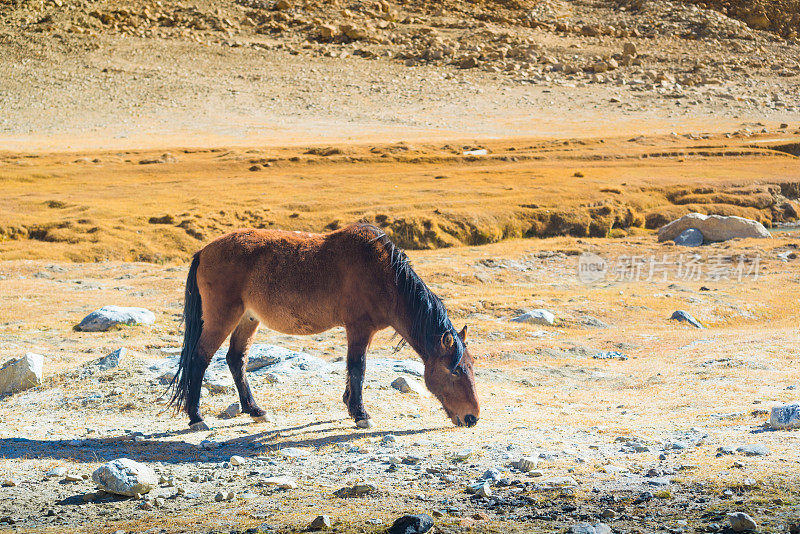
194 226 393 333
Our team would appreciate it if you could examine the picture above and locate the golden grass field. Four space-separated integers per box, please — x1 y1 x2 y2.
2 133 799 262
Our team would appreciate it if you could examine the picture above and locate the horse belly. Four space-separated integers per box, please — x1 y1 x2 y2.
247 299 339 336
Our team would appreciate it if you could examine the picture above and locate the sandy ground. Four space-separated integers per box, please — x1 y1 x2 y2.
1 235 800 533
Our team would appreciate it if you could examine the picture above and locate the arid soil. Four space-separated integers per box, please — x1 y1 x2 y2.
3 0 800 532
1 236 800 533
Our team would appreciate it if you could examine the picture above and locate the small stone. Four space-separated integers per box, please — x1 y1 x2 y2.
388 513 434 534
46 467 68 478
214 492 225 502
220 403 241 419
737 444 769 456
466 482 491 497
92 459 158 496
309 515 332 529
96 348 126 370
670 310 704 329
570 523 612 534
262 476 298 489
728 512 757 532
1 479 18 487
453 449 472 461
512 457 538 472
623 42 637 56
229 455 246 466
391 376 428 396
0 353 44 395
511 309 555 326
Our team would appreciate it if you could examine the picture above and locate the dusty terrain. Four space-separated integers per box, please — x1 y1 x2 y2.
2 235 800 534
3 0 800 532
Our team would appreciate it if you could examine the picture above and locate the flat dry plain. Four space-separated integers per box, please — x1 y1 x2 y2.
1 134 800 533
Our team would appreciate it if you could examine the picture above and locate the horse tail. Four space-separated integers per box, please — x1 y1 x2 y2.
168 252 203 412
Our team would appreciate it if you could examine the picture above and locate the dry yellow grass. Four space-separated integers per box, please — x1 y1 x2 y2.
1 133 798 262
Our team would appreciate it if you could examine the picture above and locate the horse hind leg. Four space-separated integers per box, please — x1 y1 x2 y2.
227 312 268 422
185 305 245 431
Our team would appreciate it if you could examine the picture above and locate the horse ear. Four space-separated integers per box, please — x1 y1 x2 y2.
441 332 454 351
458 325 468 341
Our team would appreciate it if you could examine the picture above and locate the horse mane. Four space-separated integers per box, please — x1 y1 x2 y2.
357 223 462 367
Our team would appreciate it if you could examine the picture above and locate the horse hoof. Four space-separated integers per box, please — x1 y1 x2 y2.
189 421 211 432
355 418 374 429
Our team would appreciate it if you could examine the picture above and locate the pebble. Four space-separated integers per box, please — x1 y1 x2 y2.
570 523 612 534
1 479 18 487
229 455 246 466
512 457 538 472
728 512 758 532
511 309 555 326
309 515 332 529
46 467 67 478
391 376 429 397
388 513 434 534
262 476 298 489
737 444 769 456
466 482 492 498
220 403 241 419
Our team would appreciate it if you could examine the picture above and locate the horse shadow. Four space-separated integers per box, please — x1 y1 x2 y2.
0 419 439 465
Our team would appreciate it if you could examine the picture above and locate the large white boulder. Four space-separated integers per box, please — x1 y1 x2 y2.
657 213 771 243
0 353 43 395
76 306 155 332
92 458 158 496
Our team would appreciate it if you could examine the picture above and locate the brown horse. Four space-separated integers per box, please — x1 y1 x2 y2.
168 223 479 431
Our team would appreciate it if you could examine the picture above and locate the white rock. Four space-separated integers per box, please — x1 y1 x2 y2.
96 348 126 370
279 447 311 458
391 376 429 397
513 457 539 472
511 309 555 326
76 306 155 332
729 512 758 532
769 403 800 429
657 213 771 243
229 455 246 466
46 467 67 477
92 458 158 496
0 353 43 395
262 476 298 489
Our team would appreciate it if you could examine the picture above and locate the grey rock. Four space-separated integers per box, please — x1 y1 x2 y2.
96 348 126 371
309 515 332 529
670 310 704 329
658 213 771 243
391 376 428 397
769 403 800 429
737 444 769 456
0 353 43 395
728 512 758 532
570 523 612 534
92 458 158 496
220 402 241 419
388 513 434 534
512 457 538 472
76 306 155 332
674 228 704 247
717 445 737 456
511 309 555 326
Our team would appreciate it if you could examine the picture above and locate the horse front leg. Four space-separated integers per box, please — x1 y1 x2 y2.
343 327 374 429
